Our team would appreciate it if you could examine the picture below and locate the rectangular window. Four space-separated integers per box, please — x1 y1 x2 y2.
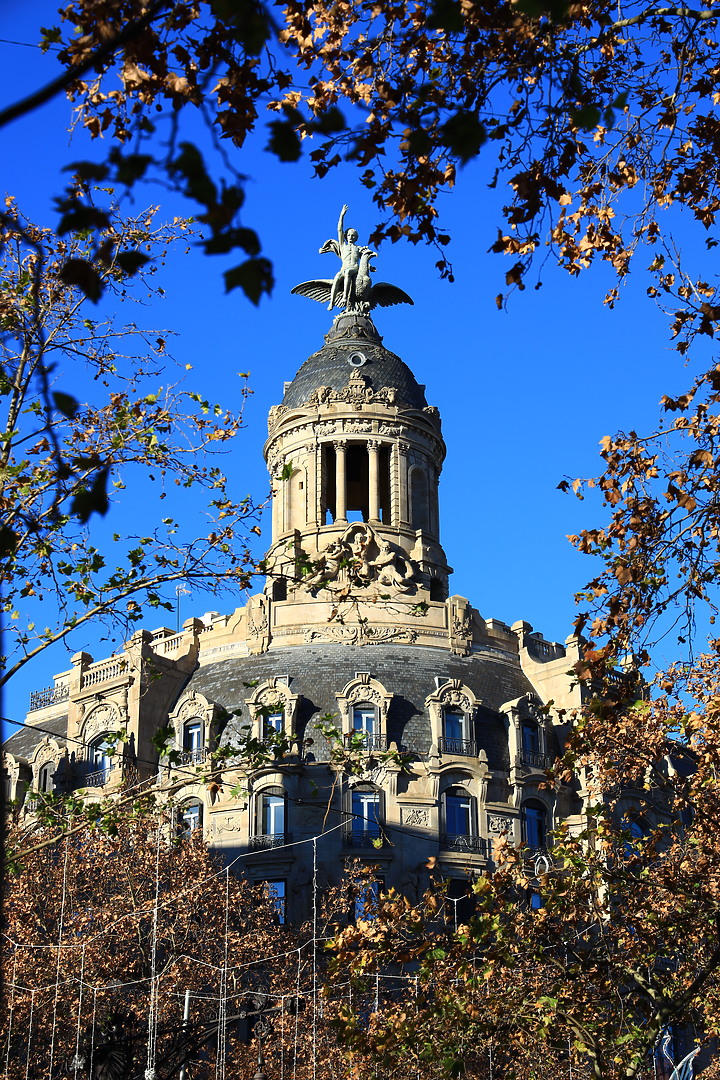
263 795 285 837
352 790 381 839
352 877 384 922
266 880 287 924
263 712 284 741
353 706 376 736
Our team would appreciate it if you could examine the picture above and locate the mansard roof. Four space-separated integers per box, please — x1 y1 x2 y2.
281 312 428 411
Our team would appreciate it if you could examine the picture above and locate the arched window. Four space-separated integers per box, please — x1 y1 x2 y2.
88 735 114 787
346 785 383 848
441 786 482 853
522 800 548 851
37 762 55 794
253 786 287 849
178 800 203 838
182 720 205 765
350 703 385 752
441 709 475 756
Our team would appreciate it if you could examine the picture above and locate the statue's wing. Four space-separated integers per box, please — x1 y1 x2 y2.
369 282 414 308
291 279 335 305
319 239 340 256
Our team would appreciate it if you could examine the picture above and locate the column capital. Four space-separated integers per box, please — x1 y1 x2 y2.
367 439 382 451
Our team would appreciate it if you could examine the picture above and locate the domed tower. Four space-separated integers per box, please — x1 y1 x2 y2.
264 306 451 606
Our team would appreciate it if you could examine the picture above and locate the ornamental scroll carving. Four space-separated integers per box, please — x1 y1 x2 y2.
303 372 400 409
305 624 418 646
487 814 514 835
83 702 122 740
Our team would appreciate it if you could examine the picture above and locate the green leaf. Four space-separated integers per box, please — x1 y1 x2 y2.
224 257 274 304
63 160 110 183
266 120 303 162
426 0 464 32
52 391 79 419
59 258 103 302
56 203 111 235
70 467 110 523
203 227 261 256
115 251 151 276
440 112 486 163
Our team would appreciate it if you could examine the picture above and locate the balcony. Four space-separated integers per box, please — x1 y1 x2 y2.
28 684 69 712
439 736 476 757
440 834 488 857
84 764 116 788
250 833 290 850
179 746 208 766
345 733 388 753
344 831 384 850
519 749 549 769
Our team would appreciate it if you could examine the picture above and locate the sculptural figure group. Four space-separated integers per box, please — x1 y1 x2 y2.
291 205 414 314
303 523 416 593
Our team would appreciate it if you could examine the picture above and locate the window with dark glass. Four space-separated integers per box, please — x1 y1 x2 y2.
352 876 384 922
263 711 284 742
442 787 482 853
265 880 287 924
37 762 54 793
88 735 114 786
349 787 382 847
522 801 547 850
441 709 473 755
254 787 287 848
182 720 204 764
178 800 203 838
521 720 543 766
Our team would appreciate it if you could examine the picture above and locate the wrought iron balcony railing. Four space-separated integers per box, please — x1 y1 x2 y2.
250 833 291 850
345 733 388 753
84 764 116 788
344 831 384 849
28 684 70 712
439 736 476 757
440 833 488 856
519 749 549 769
179 746 208 766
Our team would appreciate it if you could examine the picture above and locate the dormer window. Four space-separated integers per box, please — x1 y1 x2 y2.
520 720 544 768
182 720 205 765
37 762 55 794
440 709 475 757
351 704 386 747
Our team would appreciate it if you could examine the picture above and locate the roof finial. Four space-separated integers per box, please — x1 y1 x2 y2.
291 205 413 314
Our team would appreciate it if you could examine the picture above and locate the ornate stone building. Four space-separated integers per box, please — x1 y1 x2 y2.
3 212 588 921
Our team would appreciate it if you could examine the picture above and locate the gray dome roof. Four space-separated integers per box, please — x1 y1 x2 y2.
179 642 543 770
282 313 427 411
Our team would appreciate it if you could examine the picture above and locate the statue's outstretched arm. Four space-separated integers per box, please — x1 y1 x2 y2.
337 204 348 246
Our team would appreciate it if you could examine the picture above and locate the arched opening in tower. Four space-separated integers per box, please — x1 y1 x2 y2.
346 443 369 521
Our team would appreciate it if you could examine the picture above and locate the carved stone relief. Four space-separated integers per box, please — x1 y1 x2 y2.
83 702 121 739
300 522 418 595
401 806 430 827
487 814 514 835
302 372 400 409
305 624 418 646
213 813 245 835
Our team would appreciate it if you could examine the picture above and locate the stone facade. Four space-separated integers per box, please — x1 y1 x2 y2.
3 308 588 922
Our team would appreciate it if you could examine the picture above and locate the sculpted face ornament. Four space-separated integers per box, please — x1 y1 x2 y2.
291 205 414 315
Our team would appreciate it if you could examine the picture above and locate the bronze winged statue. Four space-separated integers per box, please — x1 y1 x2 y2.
291 205 414 314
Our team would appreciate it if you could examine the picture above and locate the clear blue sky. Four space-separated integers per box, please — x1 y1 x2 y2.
0 6 695 727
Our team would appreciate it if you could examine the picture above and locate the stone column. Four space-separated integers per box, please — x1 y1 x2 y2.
368 440 381 523
396 441 410 526
334 440 347 522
